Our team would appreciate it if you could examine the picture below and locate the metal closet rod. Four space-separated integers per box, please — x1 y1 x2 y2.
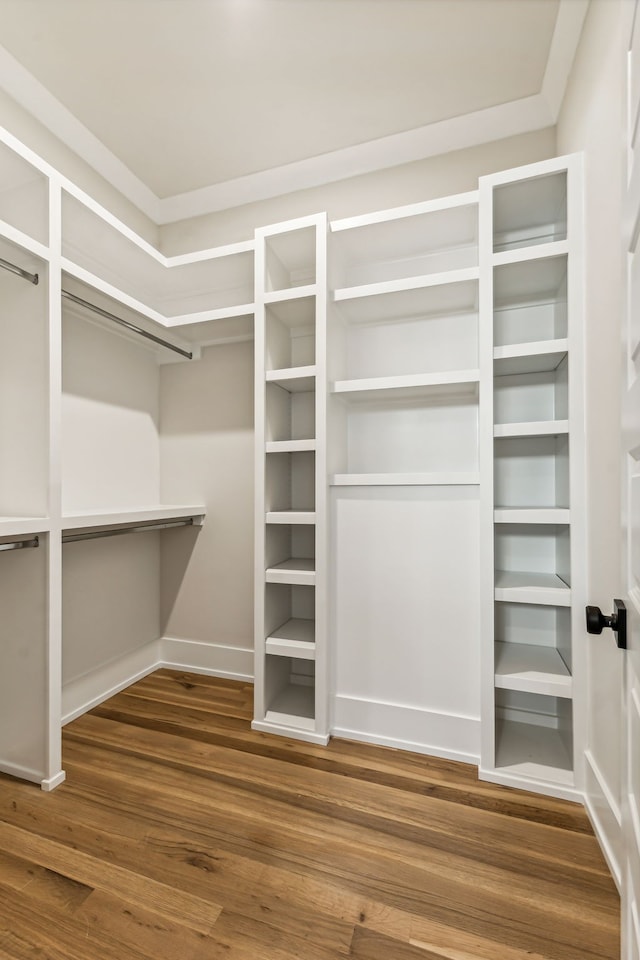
0 536 39 552
61 290 193 360
0 255 38 285
62 517 195 544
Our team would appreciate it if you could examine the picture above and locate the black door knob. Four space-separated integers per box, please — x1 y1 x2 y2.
585 600 627 649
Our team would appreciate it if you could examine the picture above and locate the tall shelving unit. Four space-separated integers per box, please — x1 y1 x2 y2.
479 155 585 800
253 214 329 744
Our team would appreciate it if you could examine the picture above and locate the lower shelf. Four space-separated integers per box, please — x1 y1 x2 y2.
265 684 316 731
494 641 572 697
495 717 573 787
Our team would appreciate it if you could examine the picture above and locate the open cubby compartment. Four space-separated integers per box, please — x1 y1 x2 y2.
62 281 167 514
495 689 573 780
494 434 569 509
333 280 479 380
264 582 315 658
493 171 567 252
0 138 48 245
266 380 315 443
264 226 317 292
494 354 568 427
265 524 315 578
0 240 49 518
493 255 567 348
264 450 316 513
494 523 571 593
265 296 316 371
333 391 478 478
264 654 316 729
495 602 572 696
0 532 49 782
62 191 254 316
330 196 478 288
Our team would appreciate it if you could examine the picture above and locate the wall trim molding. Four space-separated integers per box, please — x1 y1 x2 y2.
331 694 480 765
583 748 623 892
0 0 588 224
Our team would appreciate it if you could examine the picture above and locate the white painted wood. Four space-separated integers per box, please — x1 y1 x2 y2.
495 641 572 697
494 419 569 438
494 508 570 524
266 367 316 391
494 570 571 605
266 510 316 525
334 266 479 306
265 440 317 454
332 370 479 402
331 472 480 487
265 559 316 586
62 505 205 530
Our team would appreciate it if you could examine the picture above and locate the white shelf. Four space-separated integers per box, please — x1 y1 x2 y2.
332 370 479 403
266 366 316 391
495 719 574 785
0 517 49 537
494 420 569 439
266 440 316 453
266 618 315 660
266 510 316 525
331 472 480 487
494 570 571 606
495 642 572 697
61 504 206 531
494 508 570 524
265 683 315 730
334 267 479 311
264 284 317 305
492 239 569 267
265 558 315 586
493 339 568 376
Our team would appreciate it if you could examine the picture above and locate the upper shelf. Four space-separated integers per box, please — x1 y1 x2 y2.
332 370 479 403
493 171 567 254
334 273 479 324
61 505 206 531
493 339 568 377
331 193 478 288
62 190 255 321
0 517 49 538
0 138 48 247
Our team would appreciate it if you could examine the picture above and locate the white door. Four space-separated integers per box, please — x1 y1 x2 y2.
621 3 640 954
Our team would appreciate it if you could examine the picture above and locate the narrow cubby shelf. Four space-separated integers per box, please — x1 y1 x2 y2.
266 510 316 524
495 641 572 697
266 366 316 391
492 238 569 267
264 284 318 304
494 508 570 524
265 558 316 586
493 255 567 349
493 339 568 376
265 619 316 660
266 440 316 453
494 433 570 511
495 718 574 785
494 570 571 605
493 170 567 253
264 686 316 731
265 297 316 372
494 420 569 439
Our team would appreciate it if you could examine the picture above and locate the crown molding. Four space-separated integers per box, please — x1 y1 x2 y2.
0 0 587 227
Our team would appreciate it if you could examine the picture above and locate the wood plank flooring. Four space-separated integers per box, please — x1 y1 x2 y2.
0 670 620 959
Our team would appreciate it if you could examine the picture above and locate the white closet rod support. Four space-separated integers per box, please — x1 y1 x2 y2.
0 536 39 552
62 518 196 544
0 256 38 285
61 290 193 360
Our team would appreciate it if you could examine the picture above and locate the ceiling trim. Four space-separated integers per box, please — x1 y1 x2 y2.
0 0 588 227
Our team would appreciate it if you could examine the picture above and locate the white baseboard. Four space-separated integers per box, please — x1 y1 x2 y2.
161 636 253 681
0 759 48 786
62 637 254 726
583 748 623 893
62 639 164 724
332 695 480 764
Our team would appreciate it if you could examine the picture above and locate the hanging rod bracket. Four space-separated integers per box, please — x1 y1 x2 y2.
0 536 40 552
0 256 38 285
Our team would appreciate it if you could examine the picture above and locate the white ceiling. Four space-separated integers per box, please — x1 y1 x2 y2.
0 0 588 222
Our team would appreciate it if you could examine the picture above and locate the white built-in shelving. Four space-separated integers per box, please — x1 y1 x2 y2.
253 214 328 744
480 156 584 800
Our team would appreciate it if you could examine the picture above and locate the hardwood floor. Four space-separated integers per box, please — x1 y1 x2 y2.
0 670 620 959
